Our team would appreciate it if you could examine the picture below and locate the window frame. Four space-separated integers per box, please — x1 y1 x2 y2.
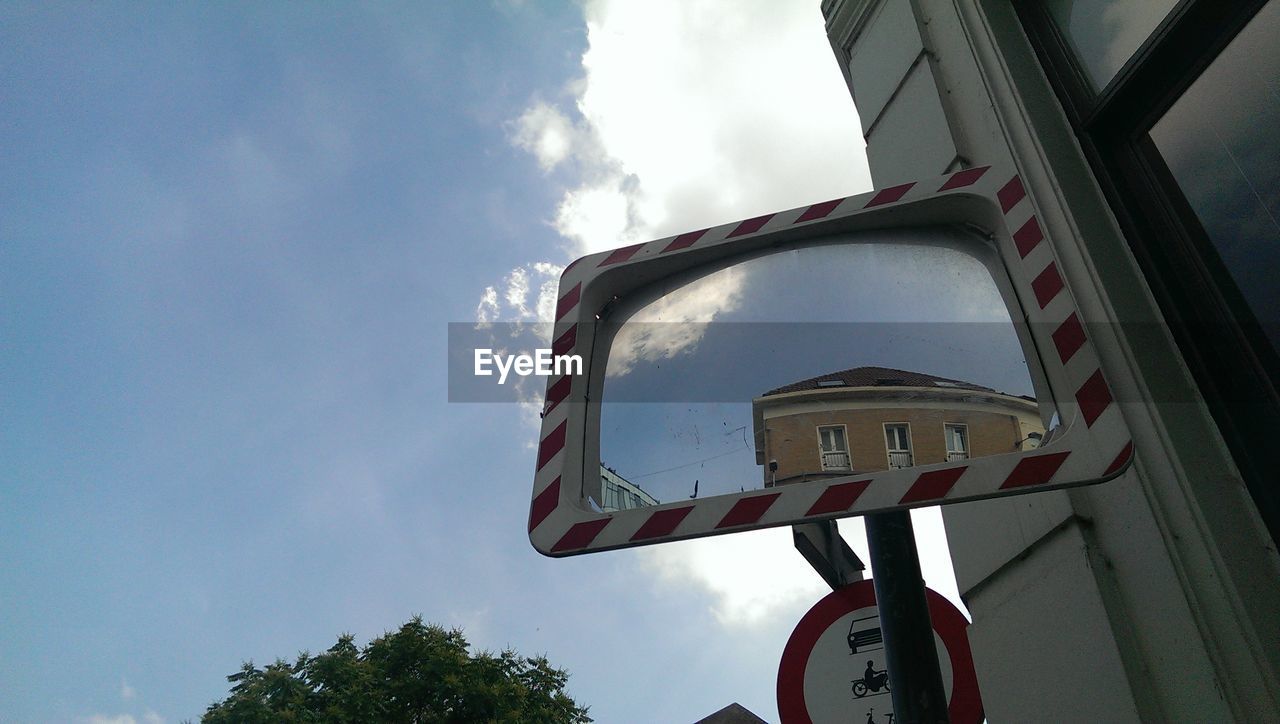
1015 0 1280 544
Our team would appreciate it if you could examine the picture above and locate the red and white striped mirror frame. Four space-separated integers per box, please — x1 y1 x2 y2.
529 166 1133 556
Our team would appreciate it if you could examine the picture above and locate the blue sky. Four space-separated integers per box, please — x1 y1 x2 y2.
2 3 968 722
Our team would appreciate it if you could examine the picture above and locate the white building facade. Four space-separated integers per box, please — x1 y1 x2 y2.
820 0 1280 719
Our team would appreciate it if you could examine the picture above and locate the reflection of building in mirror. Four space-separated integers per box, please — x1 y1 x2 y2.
599 465 659 511
752 366 1044 487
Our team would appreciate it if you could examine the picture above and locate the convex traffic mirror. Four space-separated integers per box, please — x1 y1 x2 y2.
529 167 1133 556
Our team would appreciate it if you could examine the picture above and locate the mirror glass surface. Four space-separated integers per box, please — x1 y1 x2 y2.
593 228 1046 511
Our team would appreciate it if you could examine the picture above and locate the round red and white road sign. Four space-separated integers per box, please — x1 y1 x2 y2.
777 579 982 724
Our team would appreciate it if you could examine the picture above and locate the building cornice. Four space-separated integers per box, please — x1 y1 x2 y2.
753 384 1038 414
823 0 884 55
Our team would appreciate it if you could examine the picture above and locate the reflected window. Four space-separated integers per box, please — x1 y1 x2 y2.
1148 1 1280 357
885 424 913 469
945 423 969 462
818 425 852 471
599 465 659 512
1044 0 1178 91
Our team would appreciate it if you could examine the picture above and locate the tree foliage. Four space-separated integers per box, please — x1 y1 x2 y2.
202 616 591 723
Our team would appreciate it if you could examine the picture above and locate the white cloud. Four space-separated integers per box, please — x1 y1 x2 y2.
503 267 531 316
475 286 500 325
471 262 566 440
486 0 952 631
566 0 870 249
491 0 873 393
553 181 633 254
640 511 964 629
498 0 869 262
531 262 563 322
511 102 576 172
475 262 564 329
82 686 166 724
641 526 829 627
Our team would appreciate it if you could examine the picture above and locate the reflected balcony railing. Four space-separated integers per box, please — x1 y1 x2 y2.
888 451 913 469
821 451 852 471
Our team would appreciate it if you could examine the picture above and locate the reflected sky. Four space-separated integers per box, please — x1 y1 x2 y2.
1149 1 1280 356
1045 0 1177 91
598 232 1038 506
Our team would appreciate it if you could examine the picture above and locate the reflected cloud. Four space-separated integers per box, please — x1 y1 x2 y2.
607 266 746 377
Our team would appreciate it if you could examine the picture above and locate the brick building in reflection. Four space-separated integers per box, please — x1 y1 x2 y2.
752 366 1042 487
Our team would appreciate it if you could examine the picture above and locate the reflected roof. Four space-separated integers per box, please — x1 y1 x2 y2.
761 365 997 397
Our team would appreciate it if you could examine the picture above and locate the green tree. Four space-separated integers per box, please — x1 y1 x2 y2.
202 616 591 723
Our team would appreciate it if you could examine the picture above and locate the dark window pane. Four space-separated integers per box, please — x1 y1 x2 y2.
1150 1 1280 356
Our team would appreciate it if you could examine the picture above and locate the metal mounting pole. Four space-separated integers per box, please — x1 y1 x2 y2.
865 510 949 723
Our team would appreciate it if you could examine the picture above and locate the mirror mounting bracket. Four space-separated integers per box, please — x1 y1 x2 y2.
793 521 865 590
